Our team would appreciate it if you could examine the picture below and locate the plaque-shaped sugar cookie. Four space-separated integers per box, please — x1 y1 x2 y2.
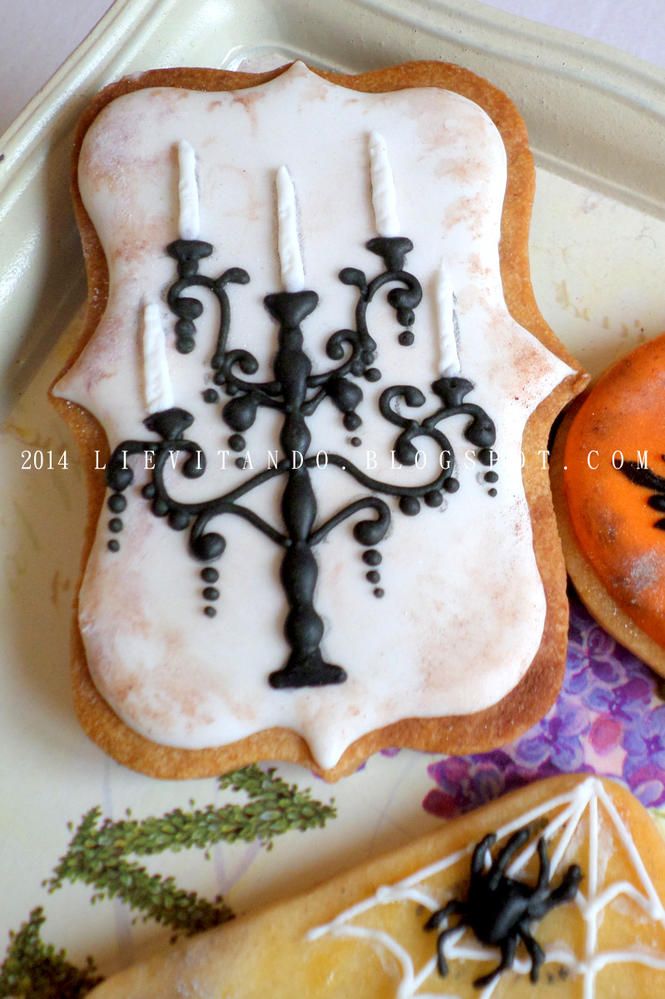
52 61 585 778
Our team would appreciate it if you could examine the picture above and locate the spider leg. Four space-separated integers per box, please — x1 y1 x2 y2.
529 861 582 922
435 921 467 977
473 934 517 988
471 833 496 877
548 863 583 907
518 922 545 983
488 827 530 890
424 899 466 931
536 836 550 892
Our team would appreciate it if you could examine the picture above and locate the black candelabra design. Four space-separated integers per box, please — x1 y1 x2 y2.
105 235 497 690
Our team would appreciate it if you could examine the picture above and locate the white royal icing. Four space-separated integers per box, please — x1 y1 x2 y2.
435 259 460 377
369 130 400 238
54 62 574 768
275 164 306 292
308 778 665 998
142 301 173 413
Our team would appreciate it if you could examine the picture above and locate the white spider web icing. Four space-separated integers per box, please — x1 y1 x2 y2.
307 778 665 998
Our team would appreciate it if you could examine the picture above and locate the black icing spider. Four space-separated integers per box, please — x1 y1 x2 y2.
424 826 582 989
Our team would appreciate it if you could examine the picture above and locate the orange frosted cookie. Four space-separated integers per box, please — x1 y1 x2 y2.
553 333 665 674
89 775 665 998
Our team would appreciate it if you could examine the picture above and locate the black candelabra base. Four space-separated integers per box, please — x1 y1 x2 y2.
269 652 346 689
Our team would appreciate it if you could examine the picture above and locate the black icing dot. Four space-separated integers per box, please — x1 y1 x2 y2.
235 457 246 470
109 467 132 492
203 388 219 404
399 496 421 516
488 487 498 497
484 471 499 483
203 586 220 601
425 490 444 507
152 498 169 517
177 335 195 354
204 606 217 618
142 483 156 500
169 510 190 531
350 436 362 447
344 412 361 431
366 570 380 584
201 567 219 583
365 367 381 383
176 318 195 336
443 477 460 494
229 433 246 452
226 383 239 396
192 533 225 561
362 549 382 567
351 359 365 377
108 518 123 533
108 493 127 513
478 448 498 468
107 539 120 553
373 587 385 599
398 331 414 346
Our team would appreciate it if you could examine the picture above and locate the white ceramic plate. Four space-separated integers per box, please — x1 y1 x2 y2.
2 0 665 985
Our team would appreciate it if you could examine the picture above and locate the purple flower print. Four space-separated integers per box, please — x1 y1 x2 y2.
584 676 652 721
424 752 576 818
422 595 665 817
623 704 665 805
424 755 508 818
566 611 625 695
588 715 622 755
516 704 588 771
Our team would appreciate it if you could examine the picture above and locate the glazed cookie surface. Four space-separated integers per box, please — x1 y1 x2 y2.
88 775 665 998
52 61 584 779
554 333 665 675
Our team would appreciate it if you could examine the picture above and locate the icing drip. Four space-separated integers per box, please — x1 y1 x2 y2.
276 165 305 292
369 131 400 237
177 139 199 240
307 778 665 997
142 302 173 413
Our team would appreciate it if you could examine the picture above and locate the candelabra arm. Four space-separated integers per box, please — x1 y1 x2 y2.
152 448 293 516
308 452 452 500
423 401 496 450
301 387 328 416
192 503 288 548
379 385 427 428
306 329 365 388
308 496 391 547
218 349 283 397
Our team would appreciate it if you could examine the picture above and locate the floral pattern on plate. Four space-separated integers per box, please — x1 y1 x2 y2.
424 593 665 817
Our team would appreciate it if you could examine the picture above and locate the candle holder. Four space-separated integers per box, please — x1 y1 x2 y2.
105 236 497 689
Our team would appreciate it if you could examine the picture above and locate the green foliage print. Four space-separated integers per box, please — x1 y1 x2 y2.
0 909 101 999
0 765 336 999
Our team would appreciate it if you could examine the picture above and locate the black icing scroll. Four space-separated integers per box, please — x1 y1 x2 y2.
106 236 497 690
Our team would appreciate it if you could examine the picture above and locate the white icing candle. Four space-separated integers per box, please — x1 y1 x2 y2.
177 139 200 239
368 131 400 237
142 302 174 413
436 260 461 376
276 165 305 292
